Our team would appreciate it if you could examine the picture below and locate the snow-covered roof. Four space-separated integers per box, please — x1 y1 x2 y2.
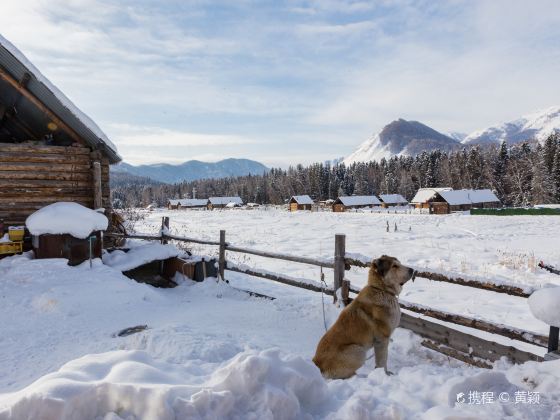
290 195 314 205
0 35 120 163
438 189 500 205
378 194 408 204
410 188 452 204
178 199 208 207
209 196 243 205
26 202 108 238
335 196 381 206
102 243 182 272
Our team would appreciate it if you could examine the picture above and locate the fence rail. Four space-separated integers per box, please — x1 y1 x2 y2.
108 217 557 366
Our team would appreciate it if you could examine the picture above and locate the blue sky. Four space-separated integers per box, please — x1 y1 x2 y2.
1 0 560 166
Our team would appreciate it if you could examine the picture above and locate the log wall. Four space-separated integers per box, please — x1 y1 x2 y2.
0 143 110 226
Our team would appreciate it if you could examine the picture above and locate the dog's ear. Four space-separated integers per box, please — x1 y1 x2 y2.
372 256 392 277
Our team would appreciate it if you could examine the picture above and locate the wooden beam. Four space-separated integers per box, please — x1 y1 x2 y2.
0 67 85 146
226 245 335 269
92 161 102 209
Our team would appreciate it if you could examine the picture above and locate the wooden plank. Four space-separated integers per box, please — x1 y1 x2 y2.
219 230 226 280
345 258 531 298
333 234 345 303
399 301 548 348
226 245 335 268
400 312 542 365
226 262 332 295
0 171 106 182
0 188 93 197
0 162 92 173
0 152 91 164
0 144 90 155
163 232 221 246
92 161 102 209
0 196 94 204
0 179 93 188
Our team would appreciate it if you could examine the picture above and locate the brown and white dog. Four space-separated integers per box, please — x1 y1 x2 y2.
313 255 414 379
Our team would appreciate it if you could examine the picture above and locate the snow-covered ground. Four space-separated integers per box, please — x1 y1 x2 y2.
1 207 560 419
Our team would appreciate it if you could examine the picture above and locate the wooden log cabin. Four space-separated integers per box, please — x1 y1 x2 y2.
0 35 121 228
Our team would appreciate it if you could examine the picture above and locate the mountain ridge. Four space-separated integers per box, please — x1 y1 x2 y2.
111 158 268 184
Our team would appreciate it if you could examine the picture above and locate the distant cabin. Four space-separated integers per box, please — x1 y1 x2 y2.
332 196 381 212
168 198 208 210
378 194 408 208
0 35 120 228
208 196 243 210
410 188 453 209
288 195 314 211
430 189 501 214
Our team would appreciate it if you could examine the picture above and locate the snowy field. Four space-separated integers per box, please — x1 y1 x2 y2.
1 207 560 419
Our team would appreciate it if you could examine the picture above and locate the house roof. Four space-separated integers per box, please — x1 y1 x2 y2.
335 196 381 206
0 35 120 163
378 194 408 204
290 195 314 205
438 189 500 205
410 188 453 204
209 196 243 205
179 199 208 207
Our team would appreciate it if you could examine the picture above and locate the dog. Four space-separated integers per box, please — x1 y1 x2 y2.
313 255 415 379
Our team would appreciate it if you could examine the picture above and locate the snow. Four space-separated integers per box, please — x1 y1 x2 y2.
0 234 10 243
379 194 408 204
0 35 119 158
208 196 243 206
336 195 381 206
2 208 560 418
343 132 394 165
410 188 453 204
290 195 314 205
102 243 183 272
25 202 108 239
169 198 208 207
528 286 560 327
438 189 501 206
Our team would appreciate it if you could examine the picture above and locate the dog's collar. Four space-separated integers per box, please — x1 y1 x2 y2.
367 285 398 298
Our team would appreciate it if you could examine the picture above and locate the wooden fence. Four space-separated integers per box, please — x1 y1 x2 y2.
106 217 559 367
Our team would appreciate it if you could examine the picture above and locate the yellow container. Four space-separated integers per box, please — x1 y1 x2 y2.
8 226 24 242
0 242 22 255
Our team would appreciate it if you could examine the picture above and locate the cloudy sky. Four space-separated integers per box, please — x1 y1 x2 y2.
1 0 560 166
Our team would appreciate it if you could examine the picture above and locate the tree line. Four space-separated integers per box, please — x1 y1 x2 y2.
111 133 560 208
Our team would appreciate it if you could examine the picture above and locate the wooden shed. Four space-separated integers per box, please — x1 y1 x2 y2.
332 196 381 212
410 188 452 209
432 189 501 214
288 195 314 211
207 196 243 210
0 35 120 228
179 199 208 210
378 194 408 208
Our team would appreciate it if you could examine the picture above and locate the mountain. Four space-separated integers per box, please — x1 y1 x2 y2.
462 106 560 146
111 158 268 184
446 131 468 142
343 119 460 165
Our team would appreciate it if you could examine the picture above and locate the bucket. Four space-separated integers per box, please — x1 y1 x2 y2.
8 226 25 242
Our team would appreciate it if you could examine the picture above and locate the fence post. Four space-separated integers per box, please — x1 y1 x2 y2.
549 326 559 353
219 230 226 281
161 217 169 245
334 234 346 304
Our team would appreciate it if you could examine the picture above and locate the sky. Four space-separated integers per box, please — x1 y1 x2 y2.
1 0 560 167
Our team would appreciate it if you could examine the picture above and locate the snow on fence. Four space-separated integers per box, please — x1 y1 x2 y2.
105 217 559 367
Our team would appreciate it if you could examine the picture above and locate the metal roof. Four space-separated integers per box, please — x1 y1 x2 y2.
410 188 453 204
0 35 121 163
378 194 408 204
335 195 382 206
290 195 314 205
438 189 501 205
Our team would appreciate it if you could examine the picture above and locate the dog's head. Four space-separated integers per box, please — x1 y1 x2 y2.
370 255 415 295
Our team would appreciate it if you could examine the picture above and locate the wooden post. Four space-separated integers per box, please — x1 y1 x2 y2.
92 161 102 209
219 230 226 281
161 217 169 245
334 234 345 304
549 326 559 353
341 279 350 306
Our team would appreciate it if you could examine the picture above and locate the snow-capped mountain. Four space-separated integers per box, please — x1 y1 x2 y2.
462 106 560 146
343 119 460 165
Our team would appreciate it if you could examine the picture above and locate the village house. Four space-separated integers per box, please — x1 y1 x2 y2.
207 196 243 210
410 187 453 209
167 199 208 210
332 196 381 212
0 35 120 229
430 189 501 214
378 194 408 208
288 195 314 211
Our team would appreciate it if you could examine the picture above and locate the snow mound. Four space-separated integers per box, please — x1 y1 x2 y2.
528 286 560 327
0 349 327 420
102 243 182 272
26 202 108 239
